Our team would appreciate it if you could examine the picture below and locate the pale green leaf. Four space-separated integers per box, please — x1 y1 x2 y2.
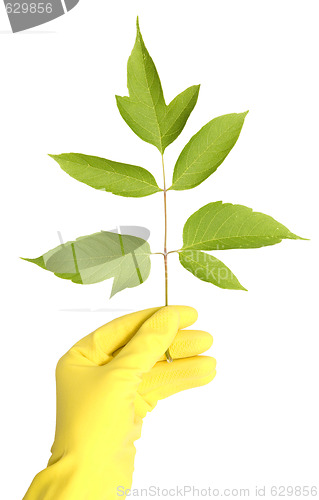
160 85 200 150
49 153 161 198
23 231 151 297
171 112 248 190
179 250 246 290
182 202 305 251
116 18 199 153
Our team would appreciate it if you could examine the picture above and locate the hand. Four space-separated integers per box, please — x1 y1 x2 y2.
23 306 216 500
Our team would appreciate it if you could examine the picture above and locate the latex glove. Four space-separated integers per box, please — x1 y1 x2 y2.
23 306 216 500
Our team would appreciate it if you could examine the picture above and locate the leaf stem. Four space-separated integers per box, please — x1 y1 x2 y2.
162 153 173 363
162 154 168 304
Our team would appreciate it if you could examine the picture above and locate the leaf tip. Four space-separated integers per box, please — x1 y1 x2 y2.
194 84 201 98
109 285 118 299
21 256 46 269
48 154 59 161
133 16 145 53
292 234 310 241
136 16 142 39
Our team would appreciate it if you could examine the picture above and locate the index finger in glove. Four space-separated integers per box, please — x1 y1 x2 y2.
111 306 198 375
71 306 197 366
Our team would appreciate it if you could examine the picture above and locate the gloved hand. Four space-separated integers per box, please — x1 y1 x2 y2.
23 306 216 500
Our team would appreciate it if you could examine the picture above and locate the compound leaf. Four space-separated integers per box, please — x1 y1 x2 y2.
49 153 161 198
182 202 304 251
179 250 246 290
23 231 151 297
171 112 248 190
116 18 199 153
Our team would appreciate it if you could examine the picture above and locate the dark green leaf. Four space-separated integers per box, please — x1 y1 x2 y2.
171 112 248 190
49 153 161 198
179 250 246 290
182 202 305 251
116 18 199 153
23 231 151 297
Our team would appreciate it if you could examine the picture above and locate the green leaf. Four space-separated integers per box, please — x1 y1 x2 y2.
171 112 248 191
23 231 151 297
182 201 305 251
179 250 246 291
160 85 200 150
49 153 161 198
116 18 199 153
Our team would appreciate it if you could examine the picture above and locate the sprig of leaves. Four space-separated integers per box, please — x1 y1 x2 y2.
24 18 306 299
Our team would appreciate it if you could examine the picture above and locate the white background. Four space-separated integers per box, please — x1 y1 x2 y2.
1 1 318 498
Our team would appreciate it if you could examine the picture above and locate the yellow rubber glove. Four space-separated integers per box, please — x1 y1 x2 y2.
23 306 216 500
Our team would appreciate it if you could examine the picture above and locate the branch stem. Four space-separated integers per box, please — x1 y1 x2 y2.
162 154 173 363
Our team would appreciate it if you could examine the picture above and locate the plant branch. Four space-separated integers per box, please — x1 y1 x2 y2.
162 154 173 363
162 154 168 305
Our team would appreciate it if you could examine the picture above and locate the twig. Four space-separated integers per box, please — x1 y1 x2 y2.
162 154 173 363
